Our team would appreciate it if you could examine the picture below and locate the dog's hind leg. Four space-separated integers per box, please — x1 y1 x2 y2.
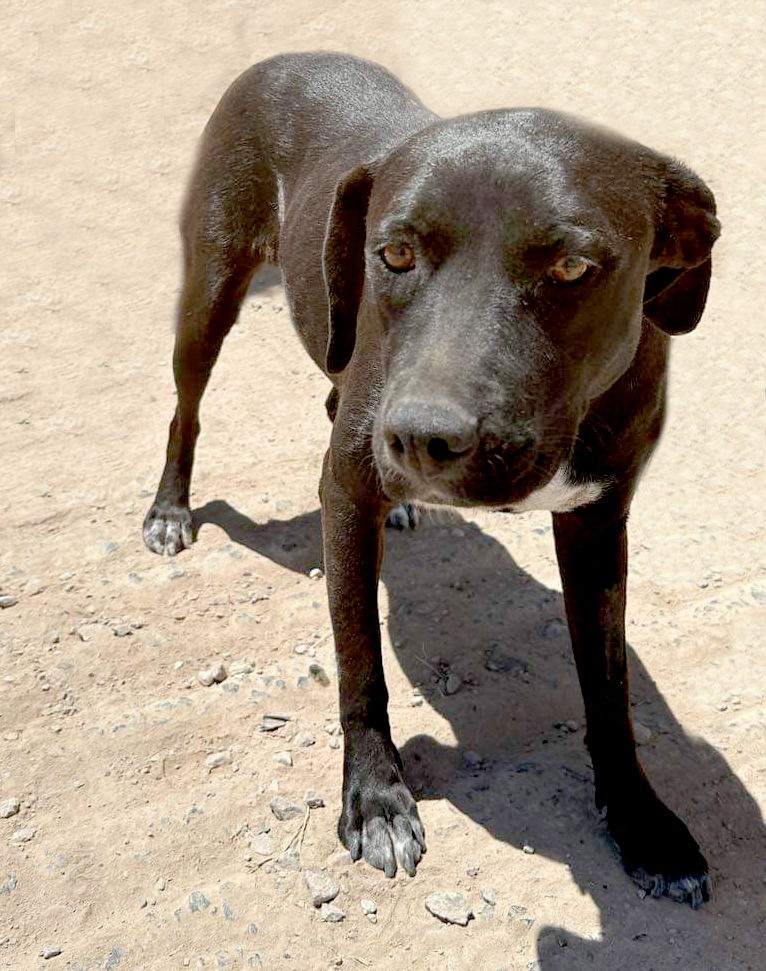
143 141 279 555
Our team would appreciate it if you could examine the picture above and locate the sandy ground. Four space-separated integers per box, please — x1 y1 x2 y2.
2 2 765 969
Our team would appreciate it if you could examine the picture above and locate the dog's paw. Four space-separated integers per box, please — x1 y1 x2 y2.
607 794 711 908
143 502 194 556
339 739 426 877
386 502 421 531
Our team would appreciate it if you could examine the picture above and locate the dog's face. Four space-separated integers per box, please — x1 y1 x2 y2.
323 111 719 506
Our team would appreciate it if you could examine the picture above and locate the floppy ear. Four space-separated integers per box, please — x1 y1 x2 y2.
322 165 374 374
644 161 720 335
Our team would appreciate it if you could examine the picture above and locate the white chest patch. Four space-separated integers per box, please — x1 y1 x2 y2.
504 466 605 513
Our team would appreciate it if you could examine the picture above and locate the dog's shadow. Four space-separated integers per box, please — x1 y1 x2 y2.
196 499 765 968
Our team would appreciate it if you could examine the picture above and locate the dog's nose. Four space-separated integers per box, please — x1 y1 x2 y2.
384 399 479 476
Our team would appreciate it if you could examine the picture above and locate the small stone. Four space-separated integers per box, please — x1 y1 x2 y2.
26 577 45 595
229 659 254 676
205 750 232 770
466 865 480 878
410 696 424 707
260 713 292 732
308 663 330 686
564 720 579 733
294 644 308 655
444 672 462 695
308 568 324 580
326 849 354 868
188 891 211 912
273 751 293 767
43 630 60 644
522 844 535 855
250 833 273 857
425 892 474 926
0 798 21 819
319 903 346 922
198 664 227 686
173 660 184 670
269 797 302 821
139 897 148 908
276 848 301 871
113 624 133 637
324 722 342 736
481 888 498 906
155 878 166 891
0 874 18 895
304 789 325 808
305 870 340 907
328 737 341 750
41 946 62 959
294 732 315 748
10 828 35 844
633 721 652 742
0 596 18 609
360 899 377 915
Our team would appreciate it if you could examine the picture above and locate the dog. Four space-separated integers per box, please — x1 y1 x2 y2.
143 52 720 907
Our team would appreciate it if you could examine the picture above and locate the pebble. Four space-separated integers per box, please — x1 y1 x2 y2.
41 946 62 959
328 737 341 750
205 750 232 770
250 833 273 857
425 892 474 926
276 848 301 871
269 796 303 821
410 696 424 707
0 798 21 819
360 899 377 915
260 713 292 732
188 891 211 913
522 844 535 855
319 903 346 922
304 789 325 808
273 751 293 767
308 663 330 686
43 630 60 644
198 664 227 687
444 672 462 695
294 732 316 748
0 596 18 609
10 828 35 844
229 660 254 676
305 870 340 907
324 722 342 736
481 888 498 906
308 568 324 580
113 624 133 638
294 644 308 655
155 878 166 892
26 577 45 595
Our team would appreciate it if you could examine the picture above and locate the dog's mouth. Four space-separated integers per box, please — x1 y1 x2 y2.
373 432 564 508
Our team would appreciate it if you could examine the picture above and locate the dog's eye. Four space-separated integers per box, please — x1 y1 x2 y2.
380 243 415 272
548 256 592 283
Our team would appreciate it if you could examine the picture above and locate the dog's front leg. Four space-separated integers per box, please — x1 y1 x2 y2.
320 450 426 878
553 500 710 907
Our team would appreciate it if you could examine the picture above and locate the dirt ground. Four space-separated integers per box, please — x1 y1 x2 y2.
2 2 765 969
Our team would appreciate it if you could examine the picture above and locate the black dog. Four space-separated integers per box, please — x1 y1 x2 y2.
143 52 720 907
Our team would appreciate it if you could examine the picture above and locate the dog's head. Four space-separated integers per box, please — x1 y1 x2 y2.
323 111 719 506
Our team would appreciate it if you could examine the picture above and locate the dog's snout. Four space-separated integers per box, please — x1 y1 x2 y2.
384 399 479 476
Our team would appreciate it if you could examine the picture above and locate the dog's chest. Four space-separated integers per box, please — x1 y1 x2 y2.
503 466 604 513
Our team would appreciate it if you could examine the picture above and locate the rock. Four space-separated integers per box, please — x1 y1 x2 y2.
308 663 330 686
198 664 227 686
444 672 462 695
294 644 308 655
326 849 354 868
319 903 346 922
250 833 273 857
294 732 315 748
0 596 18 609
269 797 302 821
229 659 254 675
0 798 21 819
43 630 60 644
304 789 325 808
522 844 535 855
113 624 133 637
324 722 342 736
205 750 232 770
360 899 377 915
276 848 301 871
273 751 293 767
328 737 341 750
188 891 211 913
41 946 62 959
308 568 324 580
410 695 424 707
305 870 340 907
0 874 18 895
425 892 474 926
10 828 35 844
26 577 45 595
633 721 653 742
481 888 498 906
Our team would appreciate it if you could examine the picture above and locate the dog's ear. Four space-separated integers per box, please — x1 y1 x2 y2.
644 161 720 335
323 165 375 374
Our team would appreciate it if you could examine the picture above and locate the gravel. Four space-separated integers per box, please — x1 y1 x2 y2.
269 796 303 821
304 789 324 808
0 798 21 819
360 899 377 915
425 892 474 926
305 870 340 907
308 663 330 686
293 732 315 748
273 751 293 767
205 750 232 770
319 903 346 922
41 946 62 959
10 828 35 844
197 663 227 686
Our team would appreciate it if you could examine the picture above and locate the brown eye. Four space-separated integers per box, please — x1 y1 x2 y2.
381 243 415 272
548 256 592 283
